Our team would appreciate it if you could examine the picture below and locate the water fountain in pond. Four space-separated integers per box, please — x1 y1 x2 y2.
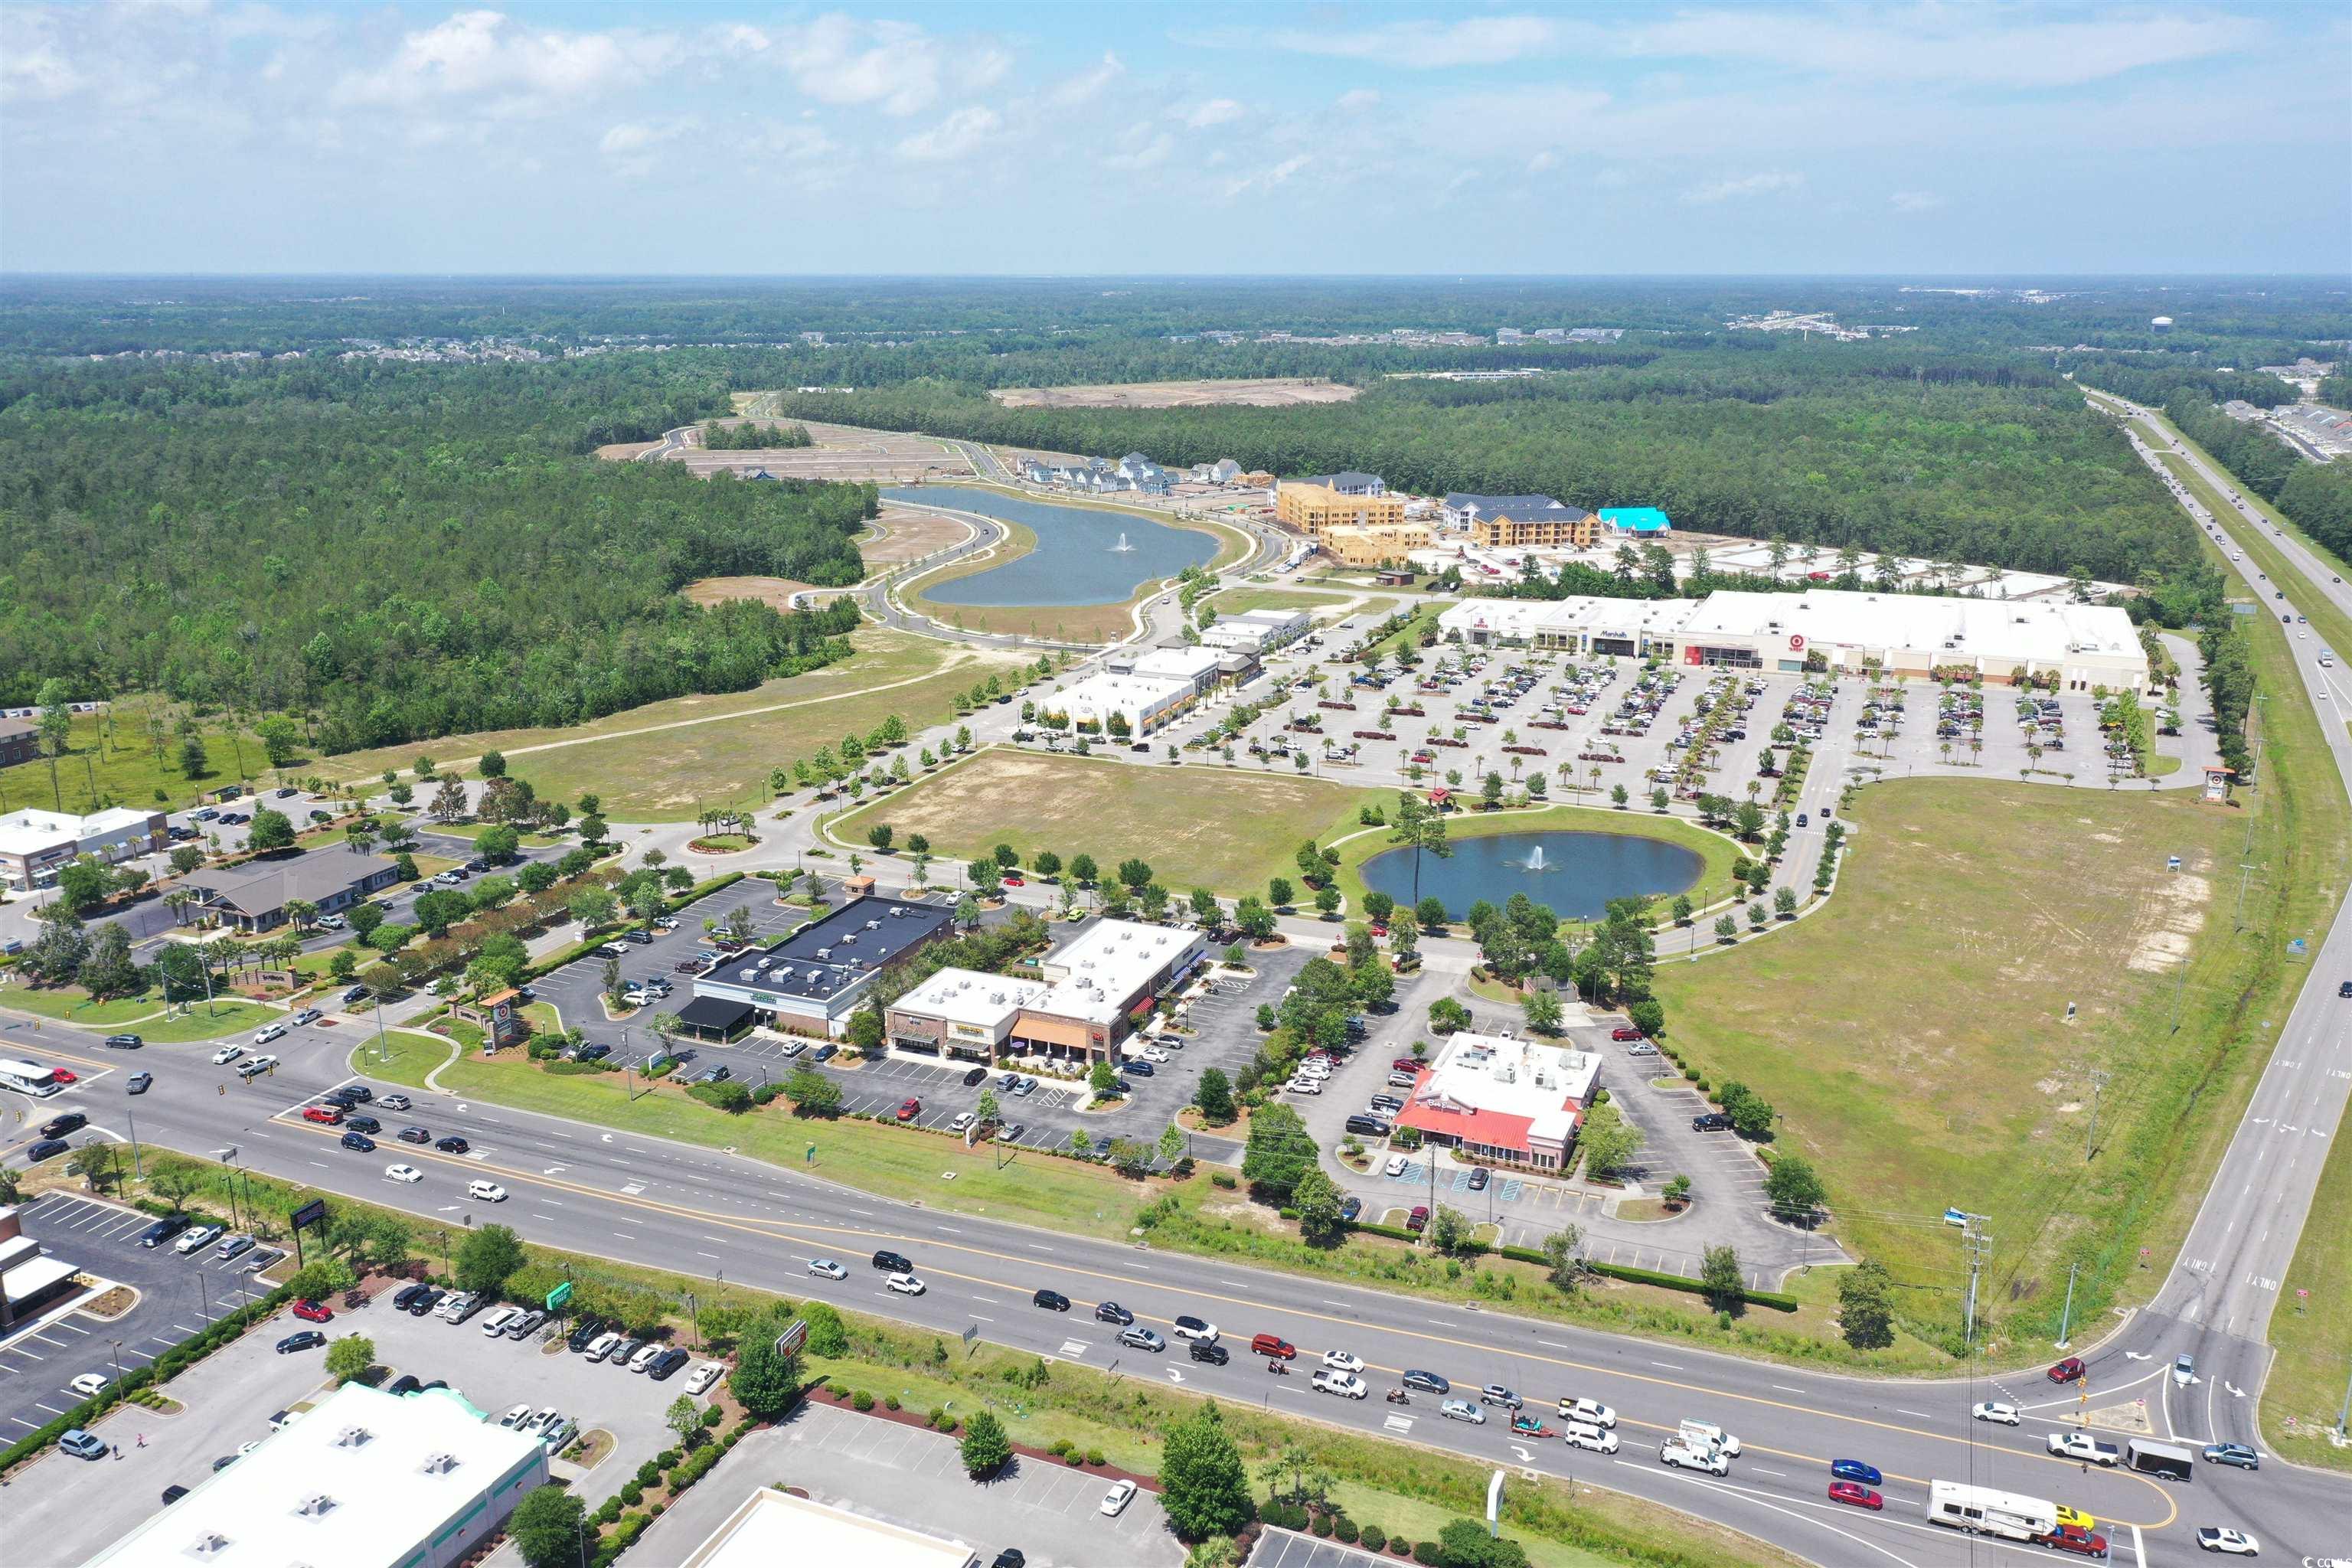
1518 845 1550 871
1109 531 1135 553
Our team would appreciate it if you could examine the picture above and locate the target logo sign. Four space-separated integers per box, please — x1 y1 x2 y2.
1789 634 1806 651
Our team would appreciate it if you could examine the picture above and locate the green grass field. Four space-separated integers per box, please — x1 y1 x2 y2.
357 1036 1147 1239
1658 658 2347 1357
308 627 1025 822
0 693 291 818
1209 586 1396 626
314 628 990 791
827 746 1389 896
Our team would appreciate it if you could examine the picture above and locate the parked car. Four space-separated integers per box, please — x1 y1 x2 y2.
1690 1112 1733 1132
276 1331 326 1354
648 1348 691 1380
684 1361 724 1395
291 1298 334 1323
57 1429 108 1461
479 1306 521 1338
1099 1479 1138 1517
895 1098 922 1122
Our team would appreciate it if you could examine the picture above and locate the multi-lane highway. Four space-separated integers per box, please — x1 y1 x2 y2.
10 978 2344 1568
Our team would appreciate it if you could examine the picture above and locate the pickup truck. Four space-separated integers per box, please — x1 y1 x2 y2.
2046 1432 2121 1466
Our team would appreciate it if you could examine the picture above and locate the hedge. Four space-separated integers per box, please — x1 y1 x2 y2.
1335 1223 1797 1311
0 1285 295 1473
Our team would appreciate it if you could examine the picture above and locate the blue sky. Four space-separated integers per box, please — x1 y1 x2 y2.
3 2 2346 275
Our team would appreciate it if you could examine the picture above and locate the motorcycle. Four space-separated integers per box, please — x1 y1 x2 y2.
1384 1389 1410 1406
1266 1359 1289 1375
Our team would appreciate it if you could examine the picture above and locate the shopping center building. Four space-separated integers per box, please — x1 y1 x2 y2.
1438 587 2151 691
885 917 1207 1067
1393 1030 1603 1172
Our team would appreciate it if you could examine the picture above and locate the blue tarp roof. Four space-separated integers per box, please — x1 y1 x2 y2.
1599 507 1672 533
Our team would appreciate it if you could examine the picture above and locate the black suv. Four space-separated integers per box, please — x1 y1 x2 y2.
871 1249 913 1272
339 1131 377 1152
1188 1341 1230 1366
342 1114 381 1135
137 1215 190 1249
1094 1302 1134 1326
436 1135 469 1154
1032 1289 1070 1312
567 1317 610 1352
1690 1112 1734 1132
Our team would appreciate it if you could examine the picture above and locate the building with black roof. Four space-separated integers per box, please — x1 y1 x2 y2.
689 895 955 1037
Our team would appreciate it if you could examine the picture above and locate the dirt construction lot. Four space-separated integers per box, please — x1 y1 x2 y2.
988 377 1359 410
673 420 969 484
860 505 974 566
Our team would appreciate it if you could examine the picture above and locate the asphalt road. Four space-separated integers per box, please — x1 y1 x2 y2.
13 1008 2346 1568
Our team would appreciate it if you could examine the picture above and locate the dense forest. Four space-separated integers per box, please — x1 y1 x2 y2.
0 354 874 751
772 358 2203 582
698 419 812 450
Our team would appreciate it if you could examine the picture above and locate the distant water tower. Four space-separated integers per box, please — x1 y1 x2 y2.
2151 316 2174 332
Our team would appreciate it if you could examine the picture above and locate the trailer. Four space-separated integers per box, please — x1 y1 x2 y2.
1925 1481 2056 1543
2126 1439 2196 1481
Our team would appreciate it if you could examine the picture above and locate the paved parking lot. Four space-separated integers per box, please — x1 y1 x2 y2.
630 1396 1183 1568
1251 1528 1388 1568
0 1191 281 1441
4 1273 698 1564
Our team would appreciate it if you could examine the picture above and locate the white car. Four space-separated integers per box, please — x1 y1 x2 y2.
1558 1397 1617 1429
521 1406 558 1435
238 1054 279 1078
628 1342 664 1373
1439 1399 1486 1424
1312 1370 1368 1399
480 1307 521 1337
1135 1047 1171 1063
67 1371 109 1398
1320 1350 1365 1374
1659 1439 1728 1475
2196 1529 2259 1556
1099 1479 1138 1517
684 1361 724 1396
436 1291 475 1321
807 1258 848 1280
174 1224 223 1255
1285 1077 1322 1096
1298 1060 1331 1078
498 1403 531 1428
384 1164 423 1184
211 1044 244 1065
887 1272 926 1296
2173 1354 2196 1387
468 1180 508 1203
585 1332 622 1361
253 1024 288 1046
1971 1400 2021 1426
652 916 680 931
1563 1422 1619 1455
1382 1153 1408 1178
948 1112 975 1134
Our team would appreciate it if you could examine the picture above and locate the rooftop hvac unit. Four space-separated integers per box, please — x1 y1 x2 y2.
866 920 881 930
189 1534 232 1558
420 1451 459 1474
333 1425 371 1448
816 948 831 959
295 1494 336 1517
840 933 858 943
737 969 756 981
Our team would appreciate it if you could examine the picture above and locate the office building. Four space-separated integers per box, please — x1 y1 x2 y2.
1393 1030 1602 1171
691 896 954 1038
886 917 1206 1067
0 806 169 890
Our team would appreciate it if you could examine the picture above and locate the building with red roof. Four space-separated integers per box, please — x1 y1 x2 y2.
1394 1029 1602 1171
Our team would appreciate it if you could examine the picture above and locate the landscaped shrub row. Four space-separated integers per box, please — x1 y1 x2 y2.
587 1414 749 1564
1336 1221 1796 1310
0 1285 296 1472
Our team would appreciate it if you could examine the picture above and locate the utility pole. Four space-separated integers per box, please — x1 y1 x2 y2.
2084 1070 2110 1161
2054 1261 2080 1350
1960 1216 1992 1357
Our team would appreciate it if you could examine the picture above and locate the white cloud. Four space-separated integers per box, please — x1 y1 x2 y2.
1527 150 1557 175
1682 171 1805 204
1223 153 1312 201
1890 190 1945 212
1051 51 1123 108
1335 88 1380 112
598 118 693 178
1626 8 2259 90
1183 97 1244 129
1247 15 1571 68
0 9 86 102
1104 131 1175 171
337 10 661 116
896 105 1001 162
782 14 1006 118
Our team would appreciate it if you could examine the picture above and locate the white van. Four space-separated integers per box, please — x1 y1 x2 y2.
479 1305 521 1338
468 1180 508 1203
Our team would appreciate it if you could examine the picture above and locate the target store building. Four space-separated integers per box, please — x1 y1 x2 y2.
1441 588 2148 691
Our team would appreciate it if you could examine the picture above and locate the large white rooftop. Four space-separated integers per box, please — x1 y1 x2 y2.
679 1487 977 1568
1679 588 2142 664
1406 1029 1601 1150
892 966 1055 1032
87 1381 545 1568
1035 919 1204 1025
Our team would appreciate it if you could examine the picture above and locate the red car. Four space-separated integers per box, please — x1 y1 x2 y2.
1609 1026 1645 1042
1391 1057 1423 1073
2033 1526 2109 1559
1001 874 1024 887
291 1299 334 1324
895 1098 921 1122
1827 1481 1883 1511
2048 1355 2086 1383
302 1106 345 1125
1406 1205 1429 1233
1369 923 1388 937
50 1067 78 1085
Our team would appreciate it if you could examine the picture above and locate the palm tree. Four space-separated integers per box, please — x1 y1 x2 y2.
1588 765 1602 795
164 888 196 926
